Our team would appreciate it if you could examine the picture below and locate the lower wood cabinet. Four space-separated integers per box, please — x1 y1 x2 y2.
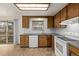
47 35 52 47
70 53 77 56
38 35 53 48
69 44 79 56
38 35 47 47
20 35 29 48
20 35 53 48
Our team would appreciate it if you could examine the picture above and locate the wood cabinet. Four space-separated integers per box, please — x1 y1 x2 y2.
48 35 54 48
38 35 53 48
70 53 77 56
20 35 53 48
54 11 61 28
67 3 79 19
69 44 79 56
20 35 29 47
22 16 29 28
48 16 54 28
47 35 52 47
38 35 47 47
22 16 54 28
54 3 79 28
61 7 67 21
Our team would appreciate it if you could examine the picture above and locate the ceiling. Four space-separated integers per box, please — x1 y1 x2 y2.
19 3 68 16
0 3 68 17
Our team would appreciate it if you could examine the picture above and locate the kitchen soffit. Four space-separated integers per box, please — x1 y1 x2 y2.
15 3 50 11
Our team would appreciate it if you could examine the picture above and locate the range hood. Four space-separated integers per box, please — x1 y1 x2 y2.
60 17 79 25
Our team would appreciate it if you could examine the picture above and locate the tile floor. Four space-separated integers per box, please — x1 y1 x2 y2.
0 44 55 56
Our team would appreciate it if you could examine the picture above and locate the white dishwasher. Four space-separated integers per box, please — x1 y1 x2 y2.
29 35 38 48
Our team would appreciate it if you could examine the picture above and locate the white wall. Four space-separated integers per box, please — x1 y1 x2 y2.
0 3 20 44
0 3 19 15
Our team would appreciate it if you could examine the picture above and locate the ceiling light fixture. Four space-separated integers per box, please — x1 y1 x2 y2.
15 3 49 11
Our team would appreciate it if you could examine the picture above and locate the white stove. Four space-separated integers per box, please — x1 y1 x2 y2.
54 36 69 56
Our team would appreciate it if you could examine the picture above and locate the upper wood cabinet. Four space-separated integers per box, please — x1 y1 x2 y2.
67 3 79 19
48 16 54 28
20 35 29 47
54 11 61 28
61 6 67 21
22 16 29 28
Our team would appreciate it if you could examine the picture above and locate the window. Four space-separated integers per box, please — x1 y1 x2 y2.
32 21 44 30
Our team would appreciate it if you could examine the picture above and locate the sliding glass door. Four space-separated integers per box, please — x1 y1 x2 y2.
0 21 13 44
0 22 6 44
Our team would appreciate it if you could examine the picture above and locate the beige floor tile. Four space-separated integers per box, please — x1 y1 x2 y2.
0 44 55 56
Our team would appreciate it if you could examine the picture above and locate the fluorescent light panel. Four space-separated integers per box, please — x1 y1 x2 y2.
15 3 49 11
19 8 47 10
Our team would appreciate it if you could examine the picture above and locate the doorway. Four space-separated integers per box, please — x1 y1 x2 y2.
0 21 13 44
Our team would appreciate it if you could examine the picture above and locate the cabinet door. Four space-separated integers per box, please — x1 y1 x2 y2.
69 44 79 56
22 16 29 28
38 35 47 47
54 11 61 28
67 3 79 19
20 35 29 47
48 16 54 28
47 35 52 47
70 53 77 56
61 7 67 21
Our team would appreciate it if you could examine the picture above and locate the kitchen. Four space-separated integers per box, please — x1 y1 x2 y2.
0 3 79 56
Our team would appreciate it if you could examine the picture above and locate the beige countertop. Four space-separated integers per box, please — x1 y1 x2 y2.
20 33 79 48
20 33 53 35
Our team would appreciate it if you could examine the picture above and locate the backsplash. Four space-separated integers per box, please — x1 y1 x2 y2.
19 28 55 34
62 32 79 37
56 23 79 38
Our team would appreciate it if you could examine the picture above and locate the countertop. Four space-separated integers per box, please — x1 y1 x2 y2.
20 33 79 48
20 33 53 35
68 41 79 48
54 33 79 41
